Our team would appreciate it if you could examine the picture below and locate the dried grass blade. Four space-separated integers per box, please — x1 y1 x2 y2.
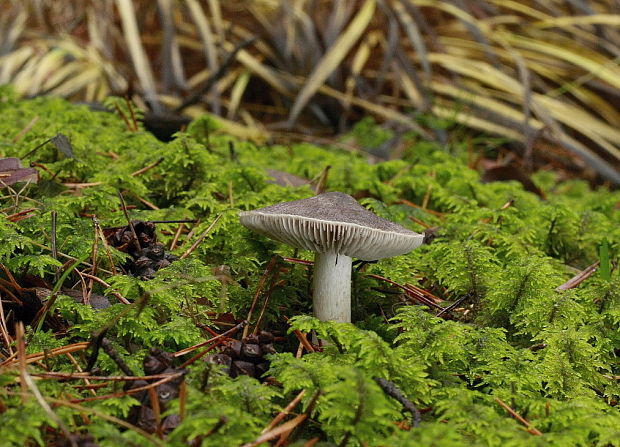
535 14 620 28
393 0 431 77
227 69 251 119
157 0 186 91
186 0 220 112
287 0 376 126
115 0 161 111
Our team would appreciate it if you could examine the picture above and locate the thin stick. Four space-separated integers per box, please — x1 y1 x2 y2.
51 211 58 280
556 261 599 291
398 199 445 217
32 372 186 381
291 329 315 353
170 223 184 250
174 320 246 357
69 372 184 404
180 214 222 259
30 241 114 275
125 97 139 132
0 342 90 368
45 398 164 447
87 217 101 304
262 390 306 434
118 191 142 254
65 353 97 397
367 274 443 310
243 256 278 338
148 387 162 437
253 270 280 335
133 193 160 210
16 322 27 403
0 296 13 357
12 116 39 143
79 273 130 304
96 222 118 275
131 158 164 177
241 414 307 447
16 322 78 447
494 397 543 435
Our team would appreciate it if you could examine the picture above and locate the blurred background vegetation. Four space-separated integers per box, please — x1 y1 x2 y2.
1 0 620 184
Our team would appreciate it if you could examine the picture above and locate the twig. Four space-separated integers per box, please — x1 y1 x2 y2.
46 398 165 446
398 198 445 217
0 296 13 357
125 97 139 132
556 261 599 291
494 397 542 435
367 274 443 310
16 322 79 447
0 342 90 368
118 191 142 254
174 320 246 358
101 337 135 376
170 223 184 250
148 387 162 437
252 269 280 335
435 294 469 317
374 377 421 427
32 372 183 381
79 273 130 304
243 256 279 338
69 372 185 404
261 390 306 434
191 417 227 445
131 157 164 177
30 241 114 275
180 214 222 259
289 326 315 353
50 210 58 263
12 116 39 143
242 415 307 447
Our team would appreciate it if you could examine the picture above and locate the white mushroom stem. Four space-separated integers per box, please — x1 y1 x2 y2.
312 252 352 323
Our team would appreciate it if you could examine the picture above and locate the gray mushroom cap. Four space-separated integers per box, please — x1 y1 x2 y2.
239 192 424 261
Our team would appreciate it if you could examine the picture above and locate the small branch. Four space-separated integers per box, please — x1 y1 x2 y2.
241 415 307 447
374 377 421 428
118 191 142 254
131 157 164 177
180 214 222 259
435 294 469 317
494 397 542 435
16 322 78 447
1 342 90 368
556 261 599 291
262 390 306 434
243 256 279 338
174 320 246 358
69 372 185 404
80 273 130 304
101 337 135 376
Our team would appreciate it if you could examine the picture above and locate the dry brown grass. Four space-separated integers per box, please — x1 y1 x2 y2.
1 0 620 182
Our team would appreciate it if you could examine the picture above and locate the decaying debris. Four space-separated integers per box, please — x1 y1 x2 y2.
0 157 38 187
205 330 277 380
125 348 186 434
105 221 177 278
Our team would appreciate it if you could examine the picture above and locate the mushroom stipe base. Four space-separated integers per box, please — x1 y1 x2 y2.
312 252 352 323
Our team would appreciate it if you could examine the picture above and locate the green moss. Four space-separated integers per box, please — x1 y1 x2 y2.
0 92 619 446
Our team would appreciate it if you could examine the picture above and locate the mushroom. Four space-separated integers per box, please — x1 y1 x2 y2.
239 192 424 323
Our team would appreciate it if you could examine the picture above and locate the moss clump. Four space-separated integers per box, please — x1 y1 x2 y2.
0 88 619 446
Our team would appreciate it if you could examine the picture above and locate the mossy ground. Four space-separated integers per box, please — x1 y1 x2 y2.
0 88 619 446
